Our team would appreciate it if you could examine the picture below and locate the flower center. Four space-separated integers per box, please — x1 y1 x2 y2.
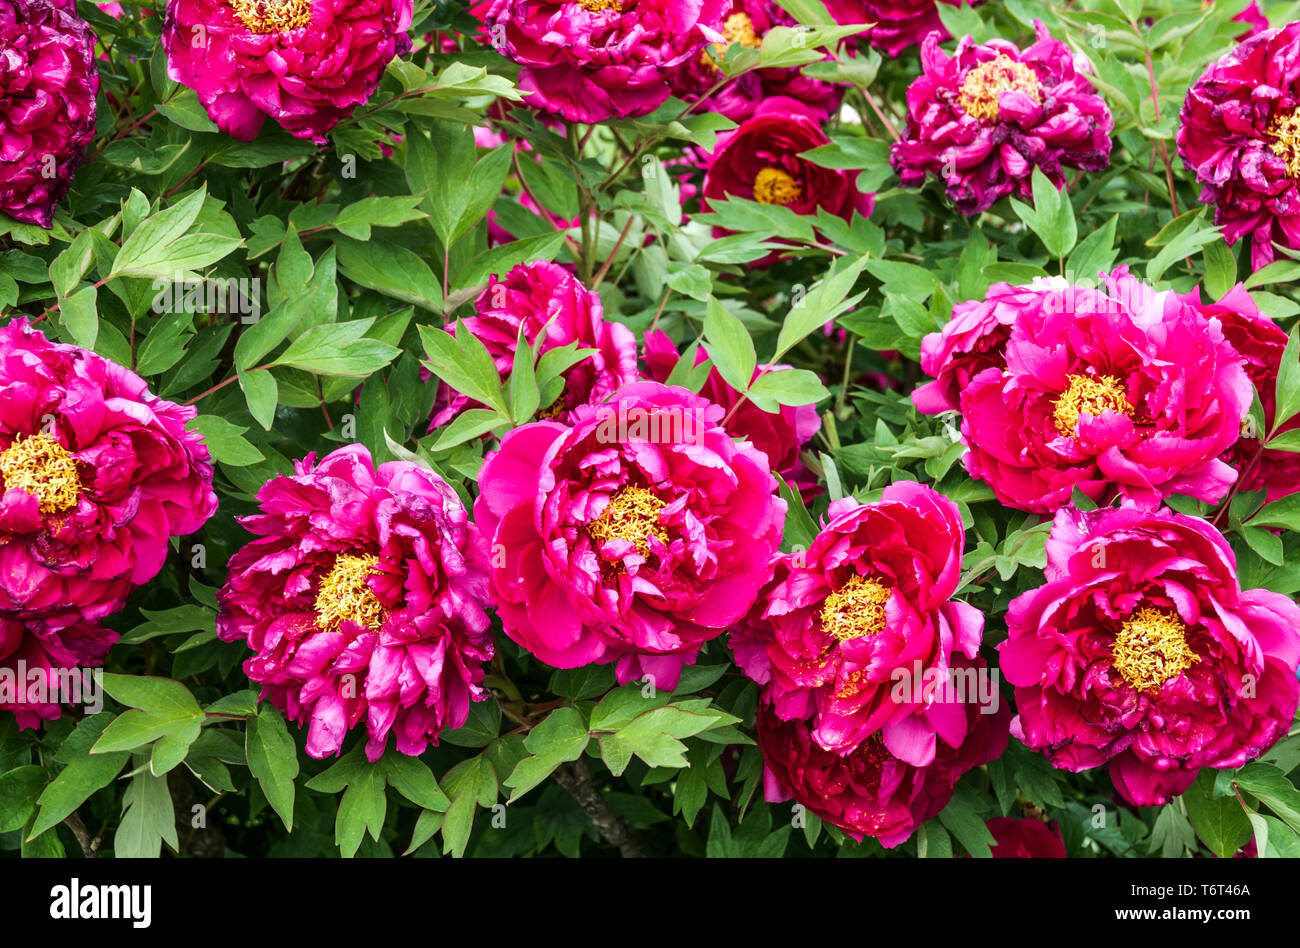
1268 107 1300 178
958 55 1042 122
753 167 802 206
586 485 668 558
701 11 761 70
314 553 385 632
819 575 891 642
1052 373 1133 436
1110 607 1200 693
228 0 312 33
578 0 623 12
0 432 81 515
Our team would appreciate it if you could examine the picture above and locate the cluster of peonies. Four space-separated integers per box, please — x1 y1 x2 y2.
0 0 99 228
0 320 218 726
735 484 1008 845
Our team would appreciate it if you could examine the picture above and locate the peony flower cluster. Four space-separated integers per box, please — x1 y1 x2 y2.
480 0 727 123
429 261 638 430
914 267 1252 514
890 22 1112 215
0 0 99 227
474 380 786 689
1001 505 1300 807
0 319 217 726
738 484 1008 844
1177 22 1300 269
161 0 414 143
217 445 494 761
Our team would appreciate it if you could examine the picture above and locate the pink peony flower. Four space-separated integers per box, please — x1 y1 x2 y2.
733 484 993 760
757 688 1008 845
915 267 1252 513
824 0 981 57
642 329 820 482
890 22 1112 215
1177 22 1300 269
217 445 494 761
985 817 1066 857
1001 505 1300 807
474 380 786 689
480 0 727 123
0 318 217 627
669 0 843 122
0 0 99 227
427 261 638 430
0 617 115 728
161 0 413 143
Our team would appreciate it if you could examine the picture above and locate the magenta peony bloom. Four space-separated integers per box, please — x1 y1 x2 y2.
161 0 413 143
757 689 1008 846
217 445 494 761
890 22 1112 215
480 0 727 123
1001 505 1300 807
985 817 1066 858
0 617 114 728
824 0 980 57
1178 22 1300 270
0 0 99 227
474 380 786 689
642 329 820 483
0 318 217 627
733 485 993 761
428 261 638 430
702 97 874 264
915 267 1252 513
669 0 842 122
1184 282 1300 501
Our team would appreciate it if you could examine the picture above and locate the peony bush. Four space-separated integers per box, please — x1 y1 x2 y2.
3 0 1300 862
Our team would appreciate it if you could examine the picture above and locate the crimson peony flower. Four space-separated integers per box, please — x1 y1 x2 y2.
161 0 413 143
824 0 981 57
985 817 1066 858
733 485 995 761
1184 282 1300 501
1001 505 1300 807
669 0 842 123
217 445 494 761
915 267 1252 514
480 0 727 123
890 22 1112 216
1178 22 1300 270
0 617 114 728
0 0 99 227
757 688 1008 846
642 329 820 484
0 318 217 627
429 262 637 430
474 380 786 690
701 97 874 264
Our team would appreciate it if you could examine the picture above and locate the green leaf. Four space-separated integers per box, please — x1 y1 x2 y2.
549 665 617 701
441 697 502 748
93 674 205 776
333 196 426 241
59 285 99 351
938 787 995 857
335 237 443 313
246 706 298 832
114 768 178 858
1183 772 1251 858
29 715 128 840
1066 214 1119 281
747 368 830 412
1274 326 1300 429
703 295 757 394
110 187 208 279
239 369 278 430
0 766 46 833
188 415 265 466
1235 763 1300 835
1202 237 1237 300
381 754 450 812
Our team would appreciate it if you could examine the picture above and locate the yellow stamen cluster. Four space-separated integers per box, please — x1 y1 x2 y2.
701 11 761 71
819 575 891 642
586 486 668 558
1111 607 1200 693
1268 108 1300 178
958 55 1042 122
753 167 802 206
0 432 81 514
314 554 385 632
228 0 312 34
1052 373 1133 437
578 0 623 12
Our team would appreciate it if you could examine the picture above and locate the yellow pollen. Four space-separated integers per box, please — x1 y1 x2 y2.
1268 108 1300 178
1110 607 1200 693
958 55 1042 122
579 0 623 12
1052 373 1133 436
228 0 312 33
753 167 802 206
819 575 891 642
314 554 385 632
586 485 668 558
701 11 761 71
0 432 81 515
